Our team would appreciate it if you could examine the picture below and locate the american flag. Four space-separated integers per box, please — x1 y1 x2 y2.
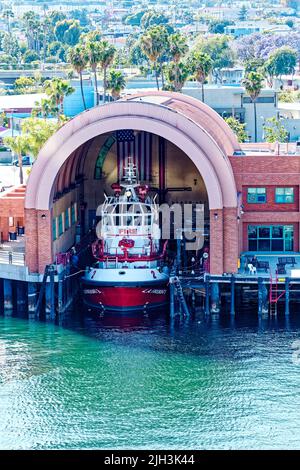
116 129 152 182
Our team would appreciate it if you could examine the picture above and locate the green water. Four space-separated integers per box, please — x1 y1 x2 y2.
1 311 300 449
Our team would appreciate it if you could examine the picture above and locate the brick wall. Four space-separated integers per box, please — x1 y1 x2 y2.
230 155 300 256
210 209 224 275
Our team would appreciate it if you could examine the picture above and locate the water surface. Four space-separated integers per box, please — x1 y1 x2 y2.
0 307 300 449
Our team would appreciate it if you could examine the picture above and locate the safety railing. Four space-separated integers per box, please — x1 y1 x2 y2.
0 250 25 266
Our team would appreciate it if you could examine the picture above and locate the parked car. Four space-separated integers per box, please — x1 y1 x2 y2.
12 156 34 167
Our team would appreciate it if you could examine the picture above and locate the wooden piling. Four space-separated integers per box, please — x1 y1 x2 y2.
285 277 290 316
258 277 263 316
3 279 13 314
230 274 235 316
170 281 175 318
205 274 210 316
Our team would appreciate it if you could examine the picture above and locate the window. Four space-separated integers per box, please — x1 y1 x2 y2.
52 218 57 241
65 208 70 230
275 187 294 203
58 214 63 236
247 187 266 204
248 225 294 252
71 203 77 224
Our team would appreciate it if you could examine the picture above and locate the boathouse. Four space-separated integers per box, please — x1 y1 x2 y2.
1 91 300 314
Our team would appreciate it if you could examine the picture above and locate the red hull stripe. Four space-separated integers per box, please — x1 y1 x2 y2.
82 285 168 309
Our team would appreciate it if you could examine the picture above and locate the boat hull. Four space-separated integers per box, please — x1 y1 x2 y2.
82 284 168 312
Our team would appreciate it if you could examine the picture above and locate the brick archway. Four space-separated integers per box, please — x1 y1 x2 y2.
25 92 240 274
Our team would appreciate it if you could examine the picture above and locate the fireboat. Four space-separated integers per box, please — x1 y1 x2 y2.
82 160 169 312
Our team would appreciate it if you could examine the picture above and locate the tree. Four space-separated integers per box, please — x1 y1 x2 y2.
165 61 189 92
190 51 212 102
242 72 265 143
32 98 58 119
3 135 29 184
14 76 36 94
21 117 61 159
141 25 169 90
22 11 42 52
238 5 248 22
168 32 188 63
64 21 81 46
265 47 297 85
263 117 288 143
106 70 126 100
23 50 40 63
208 20 232 34
80 30 102 44
278 90 296 103
86 41 102 105
224 117 247 143
140 11 169 30
1 33 20 58
194 35 235 84
98 40 116 104
43 78 75 120
67 45 88 110
124 11 146 27
2 9 14 34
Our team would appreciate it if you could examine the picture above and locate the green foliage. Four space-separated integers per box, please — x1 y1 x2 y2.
106 70 127 100
55 19 81 46
43 78 75 119
242 71 265 102
141 11 170 30
194 35 235 83
140 25 169 89
3 135 29 183
278 90 296 103
165 61 190 92
238 5 248 21
244 58 265 75
124 11 146 27
21 117 62 158
263 117 288 143
1 33 20 58
168 32 189 63
208 20 232 34
224 117 247 143
23 50 40 63
265 47 297 81
14 76 40 94
190 51 212 84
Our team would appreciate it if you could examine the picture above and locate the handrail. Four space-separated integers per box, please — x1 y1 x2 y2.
0 250 25 266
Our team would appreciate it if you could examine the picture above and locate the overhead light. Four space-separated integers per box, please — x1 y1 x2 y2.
41 214 46 220
214 213 218 221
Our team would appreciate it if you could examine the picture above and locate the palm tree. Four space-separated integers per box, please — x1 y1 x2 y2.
98 40 116 105
32 98 58 119
106 70 127 100
67 45 88 110
141 26 169 91
3 135 29 185
2 9 14 33
86 41 103 105
190 51 212 103
43 78 75 120
166 61 190 92
169 32 189 63
242 72 265 142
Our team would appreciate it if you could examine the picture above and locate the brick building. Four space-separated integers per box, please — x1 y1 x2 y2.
18 91 300 276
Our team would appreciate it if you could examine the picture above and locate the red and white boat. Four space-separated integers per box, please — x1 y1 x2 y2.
82 161 169 312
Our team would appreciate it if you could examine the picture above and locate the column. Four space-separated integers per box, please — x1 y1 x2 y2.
209 209 224 275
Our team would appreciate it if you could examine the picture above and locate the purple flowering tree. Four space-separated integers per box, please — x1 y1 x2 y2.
236 32 300 62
